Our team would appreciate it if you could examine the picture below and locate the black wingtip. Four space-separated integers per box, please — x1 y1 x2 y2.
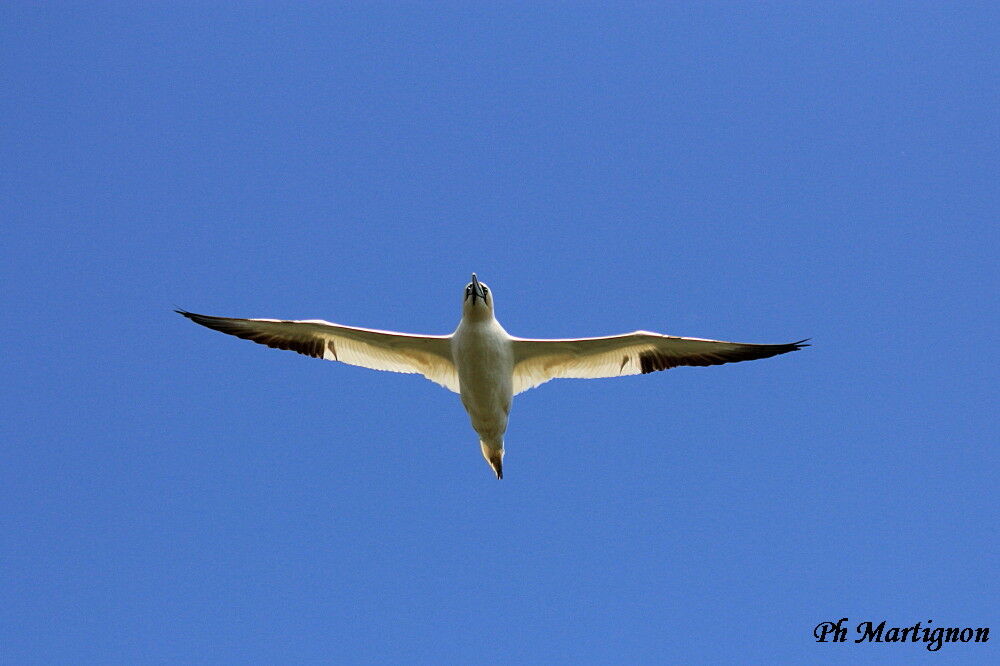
175 309 208 326
791 338 811 349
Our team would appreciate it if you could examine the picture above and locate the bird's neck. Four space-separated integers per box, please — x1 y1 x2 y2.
461 308 495 324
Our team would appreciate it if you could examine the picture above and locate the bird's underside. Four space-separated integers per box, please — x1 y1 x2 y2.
177 275 807 478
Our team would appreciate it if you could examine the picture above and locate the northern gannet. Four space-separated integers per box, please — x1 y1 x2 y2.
178 274 807 478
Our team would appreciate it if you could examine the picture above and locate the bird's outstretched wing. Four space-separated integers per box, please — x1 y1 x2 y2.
176 310 459 393
511 331 808 395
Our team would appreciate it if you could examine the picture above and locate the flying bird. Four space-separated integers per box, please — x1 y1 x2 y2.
177 274 807 479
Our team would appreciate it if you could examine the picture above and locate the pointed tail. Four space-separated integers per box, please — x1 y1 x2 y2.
480 440 504 480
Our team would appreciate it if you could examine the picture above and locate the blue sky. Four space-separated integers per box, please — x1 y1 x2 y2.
3 3 997 663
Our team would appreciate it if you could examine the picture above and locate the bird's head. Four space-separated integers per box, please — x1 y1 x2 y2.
462 273 494 319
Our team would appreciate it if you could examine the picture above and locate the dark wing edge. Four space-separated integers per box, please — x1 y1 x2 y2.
175 310 327 359
638 337 811 373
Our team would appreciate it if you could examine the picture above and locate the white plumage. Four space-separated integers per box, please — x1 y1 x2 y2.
178 274 807 478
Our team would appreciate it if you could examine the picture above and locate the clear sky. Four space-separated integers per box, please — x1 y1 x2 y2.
3 3 997 664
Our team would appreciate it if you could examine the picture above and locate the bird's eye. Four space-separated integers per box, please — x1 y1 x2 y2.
482 286 488 293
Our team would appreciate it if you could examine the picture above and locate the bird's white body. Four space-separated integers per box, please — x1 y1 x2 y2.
452 313 514 475
177 273 807 479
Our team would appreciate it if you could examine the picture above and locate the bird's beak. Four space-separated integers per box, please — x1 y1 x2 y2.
470 273 485 305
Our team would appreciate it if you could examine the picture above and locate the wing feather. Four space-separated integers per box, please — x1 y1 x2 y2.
176 310 458 393
511 331 808 394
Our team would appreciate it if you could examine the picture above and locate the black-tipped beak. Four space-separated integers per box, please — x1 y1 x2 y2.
470 273 484 304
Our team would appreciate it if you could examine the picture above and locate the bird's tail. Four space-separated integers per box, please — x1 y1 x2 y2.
480 440 504 480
